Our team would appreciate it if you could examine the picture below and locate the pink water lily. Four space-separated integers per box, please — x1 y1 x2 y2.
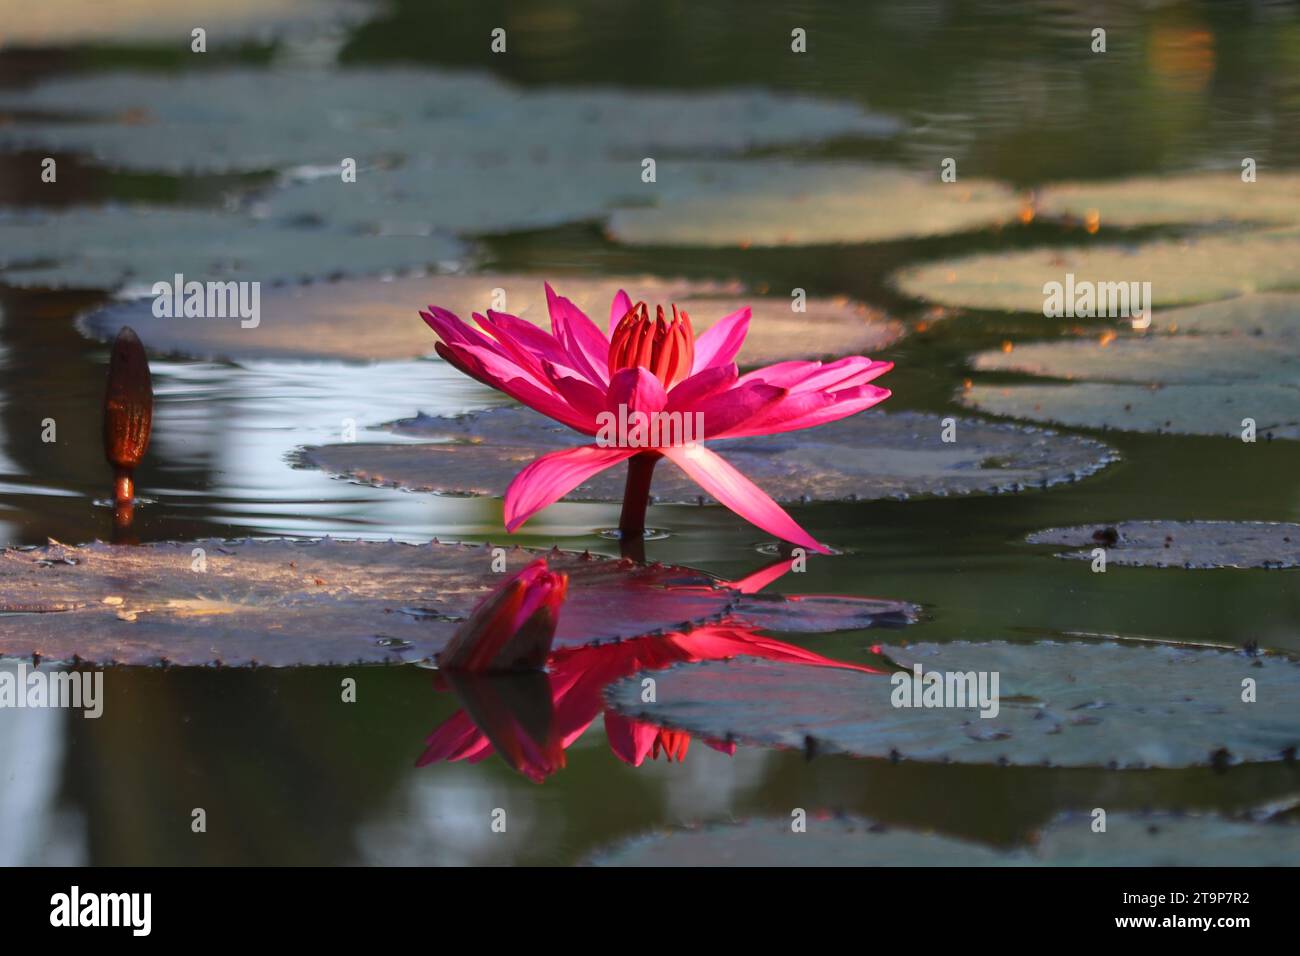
421 284 892 553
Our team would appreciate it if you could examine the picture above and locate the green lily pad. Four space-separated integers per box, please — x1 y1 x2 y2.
605 161 1025 246
1037 171 1300 229
894 226 1300 312
0 539 916 666
604 641 1300 768
0 68 897 175
297 407 1117 504
974 335 1298 385
589 812 1300 866
0 207 464 290
1026 521 1300 569
80 274 901 363
961 293 1300 439
964 382 1300 440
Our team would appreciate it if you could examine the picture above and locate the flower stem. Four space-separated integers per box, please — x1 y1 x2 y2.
618 452 660 561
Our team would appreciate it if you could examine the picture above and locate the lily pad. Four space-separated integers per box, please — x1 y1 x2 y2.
297 406 1118 504
606 161 1025 246
0 207 464 291
961 296 1300 439
589 812 1300 866
0 0 369 48
604 641 1300 768
1037 171 1300 229
1026 521 1300 569
0 68 897 175
964 382 1300 440
0 539 916 666
894 226 1300 312
80 274 901 363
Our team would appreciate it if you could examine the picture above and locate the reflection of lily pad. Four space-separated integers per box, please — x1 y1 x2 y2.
0 207 464 290
961 295 1300 439
606 161 1024 246
605 641 1300 768
297 407 1117 503
1030 811 1300 866
590 812 1300 866
1037 172 1300 229
80 274 901 363
0 69 896 175
1026 521 1300 569
0 539 916 666
589 815 1014 867
894 226 1300 312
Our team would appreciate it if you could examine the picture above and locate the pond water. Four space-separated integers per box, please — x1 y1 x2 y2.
1 0 1298 865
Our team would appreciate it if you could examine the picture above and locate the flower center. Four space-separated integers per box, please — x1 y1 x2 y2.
608 302 695 388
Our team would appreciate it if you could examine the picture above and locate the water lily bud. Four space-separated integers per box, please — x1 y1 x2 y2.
438 558 568 672
103 326 153 505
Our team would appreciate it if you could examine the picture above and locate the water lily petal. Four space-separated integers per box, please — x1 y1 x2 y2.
546 282 611 387
436 341 595 433
691 306 751 372
606 366 668 416
666 362 739 410
662 443 829 553
504 444 638 532
740 356 894 393
609 289 634 333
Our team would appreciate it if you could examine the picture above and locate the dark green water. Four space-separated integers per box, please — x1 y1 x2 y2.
1 0 1297 864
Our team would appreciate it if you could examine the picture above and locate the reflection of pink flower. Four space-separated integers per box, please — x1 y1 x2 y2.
437 558 568 673
421 285 892 552
419 624 882 783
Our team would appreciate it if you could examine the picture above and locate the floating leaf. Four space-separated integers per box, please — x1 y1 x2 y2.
1037 172 1300 229
964 382 1300 440
0 69 897 175
0 539 916 666
894 226 1300 312
604 641 1300 768
81 274 901 363
297 407 1117 504
589 812 1300 866
0 0 367 47
0 207 464 290
1026 520 1300 569
606 161 1024 246
961 294 1300 439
